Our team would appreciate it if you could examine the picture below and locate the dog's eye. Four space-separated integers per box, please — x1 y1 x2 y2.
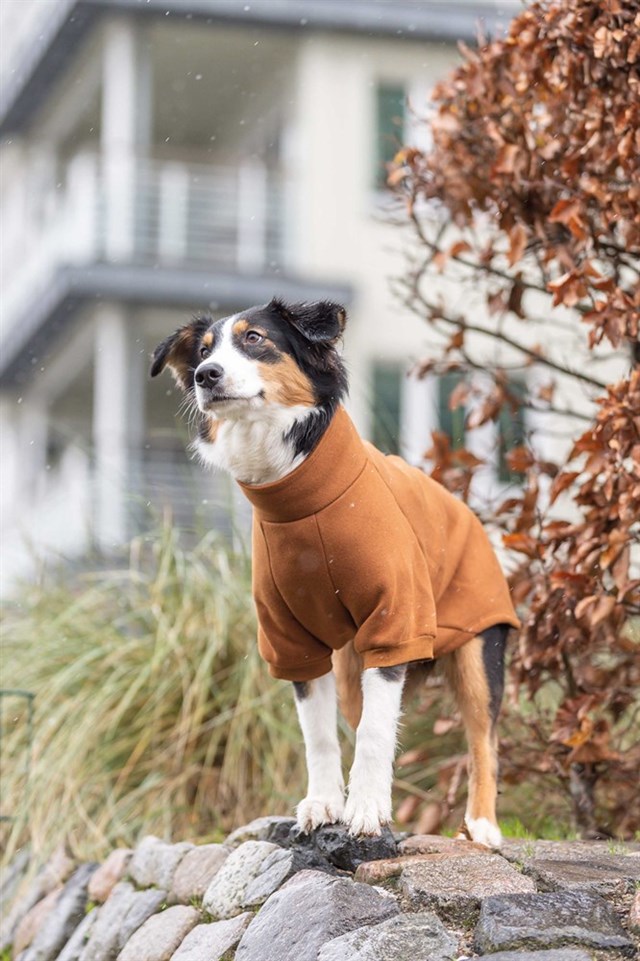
199 345 210 359
245 330 264 345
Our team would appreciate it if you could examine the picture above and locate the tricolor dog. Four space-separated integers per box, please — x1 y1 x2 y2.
151 298 519 846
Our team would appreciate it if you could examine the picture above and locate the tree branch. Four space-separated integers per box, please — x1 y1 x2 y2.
404 285 609 391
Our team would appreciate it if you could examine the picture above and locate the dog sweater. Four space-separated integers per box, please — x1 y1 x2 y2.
239 406 520 682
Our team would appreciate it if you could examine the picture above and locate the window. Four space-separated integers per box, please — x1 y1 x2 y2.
497 379 526 482
374 83 406 189
438 372 466 450
437 373 526 483
371 362 402 455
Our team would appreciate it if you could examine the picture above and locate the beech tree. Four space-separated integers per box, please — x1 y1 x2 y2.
390 0 639 836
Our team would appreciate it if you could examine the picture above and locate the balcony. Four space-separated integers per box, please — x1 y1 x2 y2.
0 151 289 369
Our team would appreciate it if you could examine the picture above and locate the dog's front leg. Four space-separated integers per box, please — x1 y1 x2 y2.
343 665 406 836
293 673 345 832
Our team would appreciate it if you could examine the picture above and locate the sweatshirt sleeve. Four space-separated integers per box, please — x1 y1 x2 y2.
320 470 437 670
252 521 333 682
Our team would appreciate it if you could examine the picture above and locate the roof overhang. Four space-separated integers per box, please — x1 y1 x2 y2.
1 0 520 133
0 262 353 388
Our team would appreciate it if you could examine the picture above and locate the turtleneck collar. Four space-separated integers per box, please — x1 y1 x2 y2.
237 407 368 522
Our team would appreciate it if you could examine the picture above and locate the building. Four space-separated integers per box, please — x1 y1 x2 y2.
1 0 549 590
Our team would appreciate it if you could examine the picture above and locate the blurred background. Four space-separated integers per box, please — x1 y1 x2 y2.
0 0 522 592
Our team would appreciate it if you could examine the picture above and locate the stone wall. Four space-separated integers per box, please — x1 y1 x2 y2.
1 817 639 961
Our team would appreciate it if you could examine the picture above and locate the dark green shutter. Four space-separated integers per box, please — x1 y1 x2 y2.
498 379 526 482
438 373 466 449
371 362 402 455
375 84 405 189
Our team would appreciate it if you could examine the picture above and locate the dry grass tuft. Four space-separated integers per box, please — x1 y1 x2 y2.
0 527 304 864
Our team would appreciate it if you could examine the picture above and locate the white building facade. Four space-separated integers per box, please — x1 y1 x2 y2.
4 0 591 591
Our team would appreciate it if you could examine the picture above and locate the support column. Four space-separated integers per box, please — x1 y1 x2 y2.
0 397 47 523
237 158 268 273
18 399 49 497
93 304 145 550
101 18 153 262
401 374 434 464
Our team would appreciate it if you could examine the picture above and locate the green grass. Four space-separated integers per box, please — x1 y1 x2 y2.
0 526 305 864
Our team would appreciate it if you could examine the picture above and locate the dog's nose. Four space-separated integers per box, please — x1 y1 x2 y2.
195 363 224 387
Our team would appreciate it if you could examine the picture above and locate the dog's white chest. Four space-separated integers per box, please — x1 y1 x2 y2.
195 411 307 485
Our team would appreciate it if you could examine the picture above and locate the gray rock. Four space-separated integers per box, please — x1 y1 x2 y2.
169 844 230 904
242 848 299 905
226 816 297 847
12 889 62 956
399 833 493 857
170 914 253 961
478 951 594 961
78 881 166 961
630 889 640 930
400 852 535 922
56 909 99 961
318 910 458 961
523 855 640 896
1 844 75 951
117 904 200 961
128 836 193 890
474 890 636 955
89 849 133 903
203 841 300 918
501 838 640 864
235 869 399 961
20 862 97 961
0 847 30 912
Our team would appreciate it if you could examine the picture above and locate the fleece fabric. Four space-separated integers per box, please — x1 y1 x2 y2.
239 406 520 682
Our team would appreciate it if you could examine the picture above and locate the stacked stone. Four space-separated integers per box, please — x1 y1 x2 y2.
1 818 639 961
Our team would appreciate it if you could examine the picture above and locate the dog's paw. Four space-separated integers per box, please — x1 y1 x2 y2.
464 816 502 849
296 793 344 833
342 793 391 837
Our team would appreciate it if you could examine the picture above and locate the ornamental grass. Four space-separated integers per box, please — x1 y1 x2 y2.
0 527 304 863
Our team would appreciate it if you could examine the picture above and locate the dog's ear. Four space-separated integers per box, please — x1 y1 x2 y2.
150 316 210 391
270 298 347 344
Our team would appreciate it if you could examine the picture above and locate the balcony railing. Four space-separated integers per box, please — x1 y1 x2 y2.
0 436 251 594
1 151 288 340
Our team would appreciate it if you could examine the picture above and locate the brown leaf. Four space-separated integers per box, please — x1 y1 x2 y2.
505 446 534 473
502 532 540 557
447 329 465 351
449 380 469 411
493 143 519 175
448 240 472 257
508 224 528 266
549 471 580 503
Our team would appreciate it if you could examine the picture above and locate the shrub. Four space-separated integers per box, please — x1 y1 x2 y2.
390 0 640 836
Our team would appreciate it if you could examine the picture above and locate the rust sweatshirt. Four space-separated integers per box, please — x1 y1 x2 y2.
239 406 520 682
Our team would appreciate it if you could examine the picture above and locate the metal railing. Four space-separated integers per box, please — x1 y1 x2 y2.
1 151 289 342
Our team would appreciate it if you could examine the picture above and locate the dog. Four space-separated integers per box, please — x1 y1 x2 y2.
151 297 519 846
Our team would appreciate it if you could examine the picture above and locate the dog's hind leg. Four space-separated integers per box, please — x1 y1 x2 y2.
293 672 345 832
332 640 364 730
444 625 508 848
343 664 406 836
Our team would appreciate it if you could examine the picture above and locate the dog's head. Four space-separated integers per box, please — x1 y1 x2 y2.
150 298 348 420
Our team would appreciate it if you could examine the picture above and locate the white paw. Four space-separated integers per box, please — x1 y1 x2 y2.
343 792 391 836
296 792 345 833
465 816 502 848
